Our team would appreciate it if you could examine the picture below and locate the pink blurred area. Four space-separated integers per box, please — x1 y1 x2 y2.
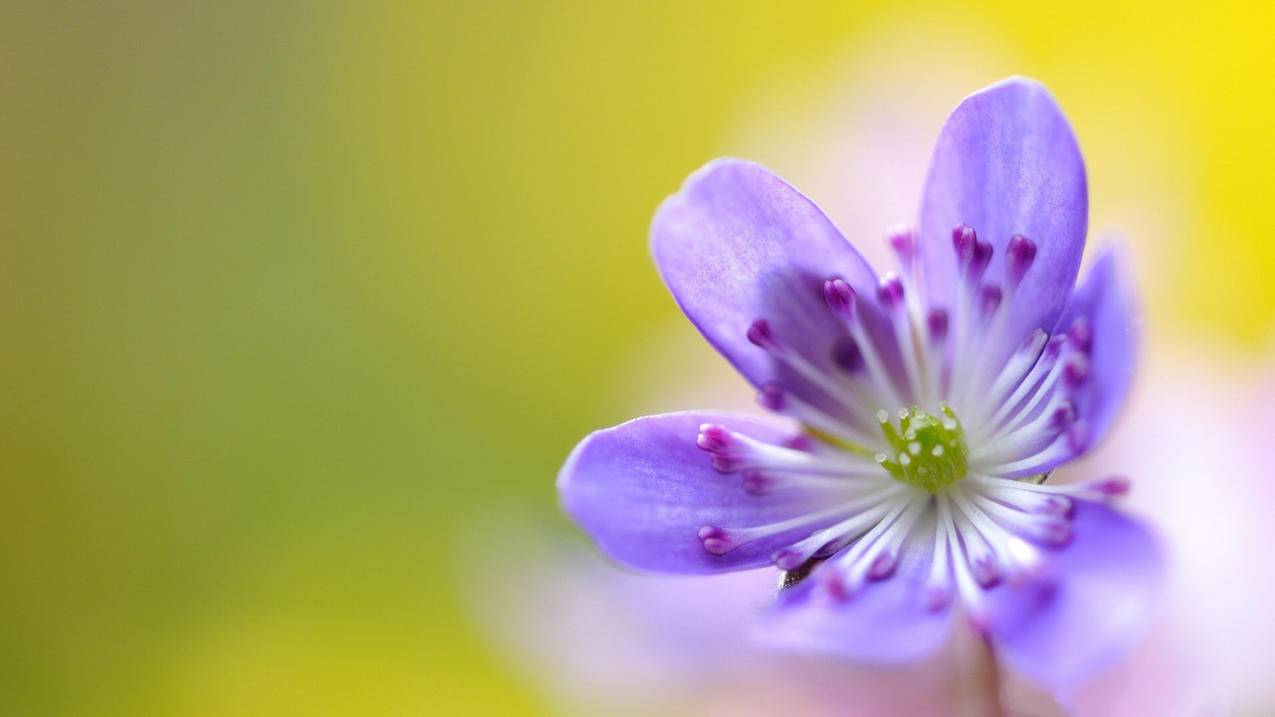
1065 348 1275 715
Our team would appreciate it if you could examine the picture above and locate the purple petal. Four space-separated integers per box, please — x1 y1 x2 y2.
984 500 1163 692
1054 247 1138 456
651 159 903 418
558 411 839 574
755 525 955 663
919 77 1087 365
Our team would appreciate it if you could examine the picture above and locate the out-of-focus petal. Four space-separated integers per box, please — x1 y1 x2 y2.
559 411 838 574
651 158 903 420
1055 247 1138 455
755 524 955 664
984 500 1162 692
919 77 1087 366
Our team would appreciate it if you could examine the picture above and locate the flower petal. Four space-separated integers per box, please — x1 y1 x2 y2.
558 411 840 574
755 524 955 663
984 500 1163 692
651 159 901 419
919 77 1087 365
1055 247 1138 455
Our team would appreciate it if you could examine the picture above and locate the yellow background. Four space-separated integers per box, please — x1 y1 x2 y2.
2 1 1272 714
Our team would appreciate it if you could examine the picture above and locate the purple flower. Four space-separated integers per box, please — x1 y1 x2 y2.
557 77 1161 692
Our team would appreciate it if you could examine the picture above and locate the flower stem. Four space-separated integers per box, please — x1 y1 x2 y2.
958 631 1005 716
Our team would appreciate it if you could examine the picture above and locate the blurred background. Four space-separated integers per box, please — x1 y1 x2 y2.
3 1 1275 714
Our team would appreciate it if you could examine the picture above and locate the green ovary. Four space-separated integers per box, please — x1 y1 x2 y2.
876 404 969 493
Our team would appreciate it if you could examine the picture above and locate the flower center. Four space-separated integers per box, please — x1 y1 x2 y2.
875 404 968 493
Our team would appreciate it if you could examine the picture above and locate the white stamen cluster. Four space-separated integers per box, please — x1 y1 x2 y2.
697 225 1121 616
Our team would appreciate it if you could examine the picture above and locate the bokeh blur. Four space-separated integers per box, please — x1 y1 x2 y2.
4 2 1275 714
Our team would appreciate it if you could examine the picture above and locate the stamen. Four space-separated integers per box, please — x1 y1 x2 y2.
969 239 993 286
876 272 927 404
867 497 930 579
821 279 857 318
1005 234 1037 289
754 383 880 450
745 317 878 422
813 497 914 584
950 489 1046 582
822 278 904 409
968 492 1072 546
827 495 927 593
924 500 953 611
972 397 1076 466
979 336 1071 440
973 474 1130 501
974 482 1073 515
982 330 1048 410
1063 354 1091 388
876 272 905 308
923 308 949 401
756 383 786 412
946 224 993 412
831 336 864 374
746 318 778 351
982 427 1085 477
699 486 901 557
951 503 1000 587
927 308 949 343
978 284 1003 319
741 468 884 496
1067 317 1093 354
951 224 976 270
939 496 988 628
889 225 916 271
767 487 904 569
696 423 882 476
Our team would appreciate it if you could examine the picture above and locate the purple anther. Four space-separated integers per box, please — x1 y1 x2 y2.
772 547 807 571
951 223 976 269
1017 328 1048 356
971 555 1001 587
832 336 864 374
1035 495 1073 516
927 308 950 342
969 239 994 284
1091 475 1131 497
1067 316 1093 354
711 455 744 473
783 434 815 452
1063 355 1091 387
979 284 1003 317
1044 334 1067 360
888 225 916 268
923 584 950 612
742 469 776 496
822 572 852 602
756 383 786 412
746 318 777 350
1006 234 1037 287
867 551 898 579
1065 422 1091 454
1037 518 1074 546
821 277 857 317
696 423 733 453
697 525 734 556
1050 400 1078 429
876 272 905 307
